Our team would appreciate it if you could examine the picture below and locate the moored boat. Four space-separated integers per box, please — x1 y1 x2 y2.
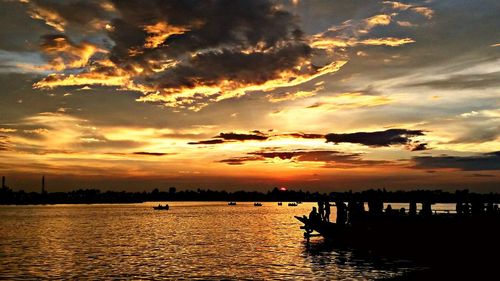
153 204 169 210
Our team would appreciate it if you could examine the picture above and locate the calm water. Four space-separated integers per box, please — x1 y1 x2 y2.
0 202 425 280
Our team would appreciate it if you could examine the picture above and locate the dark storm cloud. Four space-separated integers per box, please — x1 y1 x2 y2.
105 0 311 94
154 44 311 89
325 129 425 147
412 151 500 171
407 72 500 89
28 0 346 109
27 0 111 30
219 149 392 168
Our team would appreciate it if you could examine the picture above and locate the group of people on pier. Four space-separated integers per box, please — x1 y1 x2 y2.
309 199 500 226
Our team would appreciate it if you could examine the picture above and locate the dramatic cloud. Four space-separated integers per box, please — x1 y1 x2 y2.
188 128 427 151
24 0 427 110
39 34 107 71
412 151 500 171
219 150 392 168
383 1 434 19
325 129 425 148
24 0 113 32
188 131 269 145
216 132 268 141
187 139 226 145
29 0 347 110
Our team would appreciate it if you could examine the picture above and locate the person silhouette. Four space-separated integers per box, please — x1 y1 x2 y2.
325 201 331 222
318 200 324 221
409 201 417 216
386 204 393 213
309 206 320 223
420 201 432 217
335 201 347 226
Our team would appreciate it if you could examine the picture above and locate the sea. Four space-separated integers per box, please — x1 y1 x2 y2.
0 202 445 280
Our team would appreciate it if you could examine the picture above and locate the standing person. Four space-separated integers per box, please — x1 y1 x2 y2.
324 200 331 222
409 201 417 216
318 200 325 221
335 201 347 226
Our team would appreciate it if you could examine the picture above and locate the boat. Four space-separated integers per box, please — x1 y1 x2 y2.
228 202 237 205
288 202 298 206
278 202 283 206
254 202 262 206
153 204 169 210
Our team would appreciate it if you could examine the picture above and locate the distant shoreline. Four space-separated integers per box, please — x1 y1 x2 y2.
2 187 499 205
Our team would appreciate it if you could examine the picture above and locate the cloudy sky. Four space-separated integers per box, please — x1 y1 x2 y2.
0 0 498 192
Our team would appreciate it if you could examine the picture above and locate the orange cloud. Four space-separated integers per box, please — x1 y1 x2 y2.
37 35 107 71
143 22 189 49
384 1 434 19
363 14 392 31
27 5 66 31
360 37 415 46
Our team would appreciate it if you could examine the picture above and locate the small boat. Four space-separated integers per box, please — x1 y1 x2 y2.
228 202 237 205
153 204 169 210
278 202 283 206
254 202 262 206
288 202 298 206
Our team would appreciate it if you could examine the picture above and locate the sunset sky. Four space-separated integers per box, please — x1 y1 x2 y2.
0 0 498 192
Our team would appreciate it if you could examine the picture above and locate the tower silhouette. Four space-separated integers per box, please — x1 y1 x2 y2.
41 175 45 194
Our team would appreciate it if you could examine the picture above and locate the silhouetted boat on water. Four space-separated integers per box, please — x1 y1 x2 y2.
254 202 262 206
288 202 298 206
228 202 236 205
153 204 169 210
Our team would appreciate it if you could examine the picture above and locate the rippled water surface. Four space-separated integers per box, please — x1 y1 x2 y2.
0 202 420 280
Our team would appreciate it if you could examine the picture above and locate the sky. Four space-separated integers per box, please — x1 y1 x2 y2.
0 0 499 192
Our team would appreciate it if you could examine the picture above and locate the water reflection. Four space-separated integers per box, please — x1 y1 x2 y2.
0 202 424 280
302 238 421 280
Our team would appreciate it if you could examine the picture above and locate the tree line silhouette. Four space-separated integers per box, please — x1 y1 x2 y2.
1 182 499 205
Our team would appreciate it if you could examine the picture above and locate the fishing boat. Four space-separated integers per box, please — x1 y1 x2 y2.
288 202 298 206
153 204 169 210
228 202 237 205
278 202 283 206
254 202 262 206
